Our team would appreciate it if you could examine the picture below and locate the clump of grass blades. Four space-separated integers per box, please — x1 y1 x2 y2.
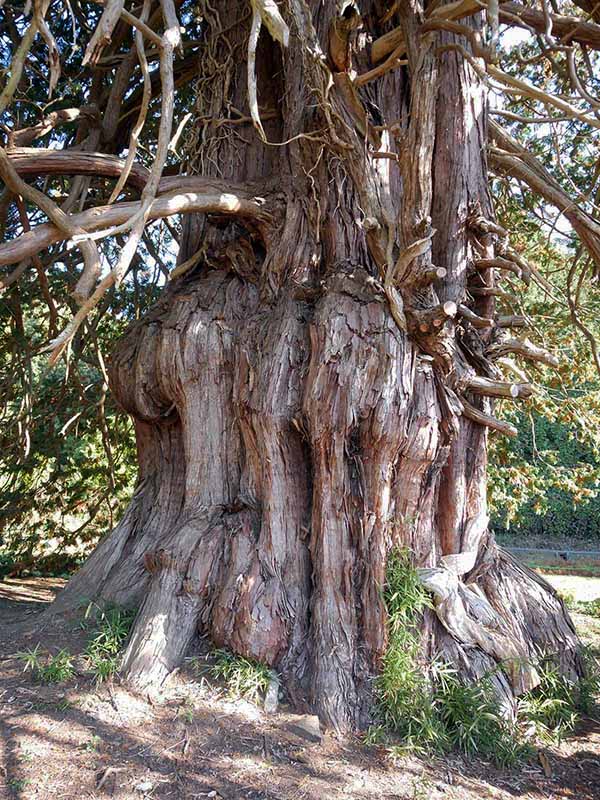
83 603 135 683
209 649 272 703
520 648 600 743
17 644 75 684
371 548 590 767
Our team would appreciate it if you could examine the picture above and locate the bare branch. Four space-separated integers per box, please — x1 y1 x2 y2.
0 145 101 302
0 184 273 268
487 336 560 367
500 2 600 50
489 121 600 270
7 147 150 191
464 374 534 399
107 0 152 204
8 107 100 148
458 304 495 328
461 398 519 436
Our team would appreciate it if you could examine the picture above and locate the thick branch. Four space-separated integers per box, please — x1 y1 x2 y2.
487 336 559 367
500 2 600 50
7 107 100 148
371 0 481 63
458 304 494 329
7 148 150 191
0 183 273 268
461 398 518 437
465 375 534 399
473 256 529 283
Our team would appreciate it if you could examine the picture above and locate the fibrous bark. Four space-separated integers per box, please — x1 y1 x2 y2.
49 0 583 732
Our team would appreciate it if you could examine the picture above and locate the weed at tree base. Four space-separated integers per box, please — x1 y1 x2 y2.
16 645 75 684
202 649 273 704
83 603 135 683
371 548 600 768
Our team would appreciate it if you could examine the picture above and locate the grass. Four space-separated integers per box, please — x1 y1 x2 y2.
16 603 134 685
371 548 600 767
207 649 273 704
83 603 135 683
17 645 75 684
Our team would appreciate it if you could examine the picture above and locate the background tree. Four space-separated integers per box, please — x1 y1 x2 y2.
2 0 600 732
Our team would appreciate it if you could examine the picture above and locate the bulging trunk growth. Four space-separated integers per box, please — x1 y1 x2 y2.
50 0 582 731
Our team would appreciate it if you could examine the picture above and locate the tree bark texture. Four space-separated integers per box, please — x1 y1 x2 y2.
50 1 582 731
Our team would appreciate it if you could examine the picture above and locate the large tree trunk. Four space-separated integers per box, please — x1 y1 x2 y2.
49 1 582 731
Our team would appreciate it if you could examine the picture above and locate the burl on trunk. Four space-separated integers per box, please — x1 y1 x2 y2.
50 1 582 731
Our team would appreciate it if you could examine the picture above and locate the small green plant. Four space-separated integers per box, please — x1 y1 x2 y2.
519 659 579 743
178 696 195 723
83 603 134 683
83 735 102 752
16 643 43 674
558 590 576 609
521 647 600 741
41 650 76 683
374 549 600 765
372 548 557 767
363 724 387 745
570 598 600 618
17 645 75 684
209 649 272 703
374 549 450 755
9 777 30 792
436 671 530 766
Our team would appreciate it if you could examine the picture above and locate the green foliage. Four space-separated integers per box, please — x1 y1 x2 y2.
374 550 523 765
208 649 272 704
0 283 148 572
83 603 135 683
17 645 75 684
488 197 600 540
573 599 600 618
373 549 599 766
519 650 600 743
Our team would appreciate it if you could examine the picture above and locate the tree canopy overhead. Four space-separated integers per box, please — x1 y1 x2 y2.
2 0 600 732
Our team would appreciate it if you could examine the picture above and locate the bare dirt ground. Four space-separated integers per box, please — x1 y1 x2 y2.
1 576 600 800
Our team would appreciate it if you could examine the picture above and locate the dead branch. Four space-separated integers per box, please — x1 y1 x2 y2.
371 0 482 63
412 301 458 334
489 121 600 270
0 185 272 268
496 314 528 328
473 256 528 282
7 107 100 148
464 374 534 399
487 336 559 367
108 0 152 203
469 286 518 303
34 0 61 96
499 2 600 50
461 398 518 436
458 304 495 329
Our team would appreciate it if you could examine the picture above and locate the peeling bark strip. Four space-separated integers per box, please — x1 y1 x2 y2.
47 0 583 731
